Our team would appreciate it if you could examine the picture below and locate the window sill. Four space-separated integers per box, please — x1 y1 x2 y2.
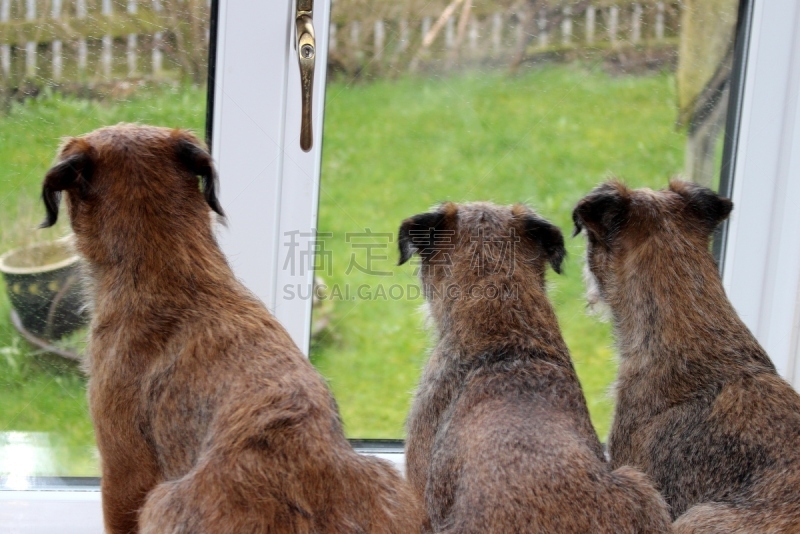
0 447 405 533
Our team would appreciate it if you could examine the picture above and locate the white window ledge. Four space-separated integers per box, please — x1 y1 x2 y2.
0 450 404 533
0 490 103 534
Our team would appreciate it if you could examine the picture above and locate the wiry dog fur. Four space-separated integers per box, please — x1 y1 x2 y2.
400 202 671 534
40 124 424 534
574 179 800 533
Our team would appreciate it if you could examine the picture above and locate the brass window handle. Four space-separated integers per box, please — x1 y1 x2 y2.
296 0 315 152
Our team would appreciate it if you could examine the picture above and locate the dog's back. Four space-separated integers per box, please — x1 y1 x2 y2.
427 355 669 534
41 124 423 534
400 202 671 533
139 293 423 533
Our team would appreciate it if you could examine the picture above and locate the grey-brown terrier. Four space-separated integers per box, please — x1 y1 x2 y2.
401 202 671 534
40 124 425 534
574 179 800 533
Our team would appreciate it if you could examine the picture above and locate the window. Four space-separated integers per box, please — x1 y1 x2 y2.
310 0 743 441
212 0 800 444
3 0 800 530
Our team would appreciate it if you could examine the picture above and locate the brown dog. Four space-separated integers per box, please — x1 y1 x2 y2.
40 124 424 534
573 179 800 533
400 202 671 533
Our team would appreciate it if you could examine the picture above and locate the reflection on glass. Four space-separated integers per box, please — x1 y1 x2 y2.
312 0 741 439
0 0 210 478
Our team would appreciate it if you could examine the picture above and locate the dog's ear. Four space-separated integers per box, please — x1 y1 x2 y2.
572 181 630 244
398 203 457 266
40 142 94 228
517 211 566 274
175 137 225 218
670 179 732 234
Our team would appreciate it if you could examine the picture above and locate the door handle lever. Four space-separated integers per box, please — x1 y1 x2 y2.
296 0 315 152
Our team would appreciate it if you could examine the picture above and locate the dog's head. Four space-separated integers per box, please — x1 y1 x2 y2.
572 179 732 307
398 202 565 324
40 124 224 262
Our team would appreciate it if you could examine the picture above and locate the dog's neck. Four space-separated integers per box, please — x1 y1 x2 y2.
431 275 571 367
78 216 236 315
607 244 774 404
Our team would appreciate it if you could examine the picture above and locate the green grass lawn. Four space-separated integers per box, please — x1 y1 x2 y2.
312 64 686 439
0 65 686 475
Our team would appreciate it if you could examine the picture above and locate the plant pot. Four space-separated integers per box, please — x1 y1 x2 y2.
0 237 88 341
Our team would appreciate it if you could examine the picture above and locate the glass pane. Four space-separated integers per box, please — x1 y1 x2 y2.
313 0 742 438
0 0 211 481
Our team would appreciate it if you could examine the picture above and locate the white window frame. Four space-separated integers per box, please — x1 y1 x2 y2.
3 0 800 530
722 0 800 386
210 0 332 353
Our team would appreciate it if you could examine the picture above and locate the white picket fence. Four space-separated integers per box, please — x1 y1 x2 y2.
0 0 679 92
328 1 679 74
0 0 208 91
